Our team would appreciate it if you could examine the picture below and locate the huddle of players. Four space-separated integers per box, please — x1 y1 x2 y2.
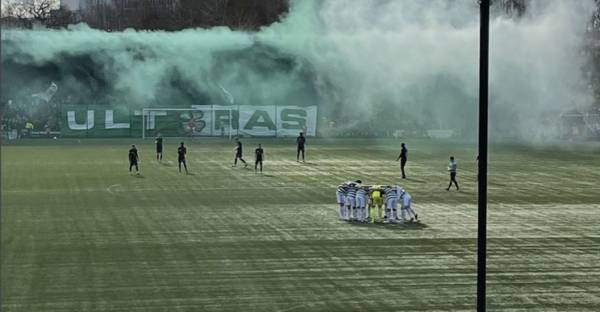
336 180 418 223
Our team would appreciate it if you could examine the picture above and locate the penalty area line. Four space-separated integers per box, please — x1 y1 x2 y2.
106 184 122 195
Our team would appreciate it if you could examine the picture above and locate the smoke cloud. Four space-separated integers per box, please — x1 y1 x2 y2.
1 0 596 141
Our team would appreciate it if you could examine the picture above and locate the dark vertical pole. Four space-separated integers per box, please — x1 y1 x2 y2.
478 1 490 312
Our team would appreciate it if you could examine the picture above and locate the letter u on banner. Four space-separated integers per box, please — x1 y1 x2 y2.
67 110 94 130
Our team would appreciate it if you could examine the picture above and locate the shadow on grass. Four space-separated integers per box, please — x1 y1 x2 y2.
404 177 426 183
347 220 428 231
453 190 475 195
133 174 145 178
299 161 318 166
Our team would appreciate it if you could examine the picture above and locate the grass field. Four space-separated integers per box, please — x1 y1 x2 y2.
2 137 600 311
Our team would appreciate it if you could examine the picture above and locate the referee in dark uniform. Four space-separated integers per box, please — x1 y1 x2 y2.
396 143 408 179
255 144 264 173
296 132 306 162
178 142 188 174
155 134 163 161
129 144 139 174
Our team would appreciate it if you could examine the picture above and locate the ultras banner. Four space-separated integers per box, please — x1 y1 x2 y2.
61 105 317 137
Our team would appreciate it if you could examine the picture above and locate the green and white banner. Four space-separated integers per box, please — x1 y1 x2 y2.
61 105 317 137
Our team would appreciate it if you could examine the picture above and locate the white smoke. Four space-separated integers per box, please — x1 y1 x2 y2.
261 0 596 141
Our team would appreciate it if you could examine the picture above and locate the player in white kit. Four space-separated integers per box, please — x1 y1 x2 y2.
398 188 418 222
383 185 400 223
355 183 370 222
336 183 350 220
345 181 359 221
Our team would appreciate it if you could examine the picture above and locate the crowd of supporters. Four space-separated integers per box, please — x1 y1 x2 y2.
1 99 58 140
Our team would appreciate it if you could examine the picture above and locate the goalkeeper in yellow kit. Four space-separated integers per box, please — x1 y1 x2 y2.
369 185 385 223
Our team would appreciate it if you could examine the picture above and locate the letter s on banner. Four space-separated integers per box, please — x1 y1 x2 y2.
276 106 317 137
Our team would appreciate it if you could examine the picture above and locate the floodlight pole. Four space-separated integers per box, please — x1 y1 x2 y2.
478 1 490 312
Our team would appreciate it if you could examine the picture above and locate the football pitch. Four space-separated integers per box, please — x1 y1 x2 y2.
2 138 600 311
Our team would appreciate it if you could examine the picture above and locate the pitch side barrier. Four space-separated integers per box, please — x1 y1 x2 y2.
59 105 317 138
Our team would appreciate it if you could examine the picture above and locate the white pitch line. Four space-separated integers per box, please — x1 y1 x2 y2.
3 185 334 194
106 184 121 195
116 185 323 192
277 303 320 312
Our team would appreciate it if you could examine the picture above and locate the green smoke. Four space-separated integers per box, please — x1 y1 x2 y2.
1 0 596 141
1 24 320 110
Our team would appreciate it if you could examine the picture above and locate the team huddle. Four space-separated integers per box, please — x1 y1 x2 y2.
336 180 419 223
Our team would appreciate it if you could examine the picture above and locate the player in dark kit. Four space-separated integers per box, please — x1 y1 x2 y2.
233 138 248 168
255 144 264 173
296 132 306 162
396 143 408 179
128 144 139 174
177 142 188 174
155 134 163 161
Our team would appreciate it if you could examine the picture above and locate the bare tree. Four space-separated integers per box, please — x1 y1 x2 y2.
587 0 600 108
3 0 289 30
46 5 76 28
2 0 29 20
225 0 288 30
591 0 600 32
3 0 56 22
28 0 54 21
176 0 229 28
491 0 528 17
2 1 16 17
177 0 288 30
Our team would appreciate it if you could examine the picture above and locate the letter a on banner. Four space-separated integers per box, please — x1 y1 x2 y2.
239 106 277 136
245 110 276 130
